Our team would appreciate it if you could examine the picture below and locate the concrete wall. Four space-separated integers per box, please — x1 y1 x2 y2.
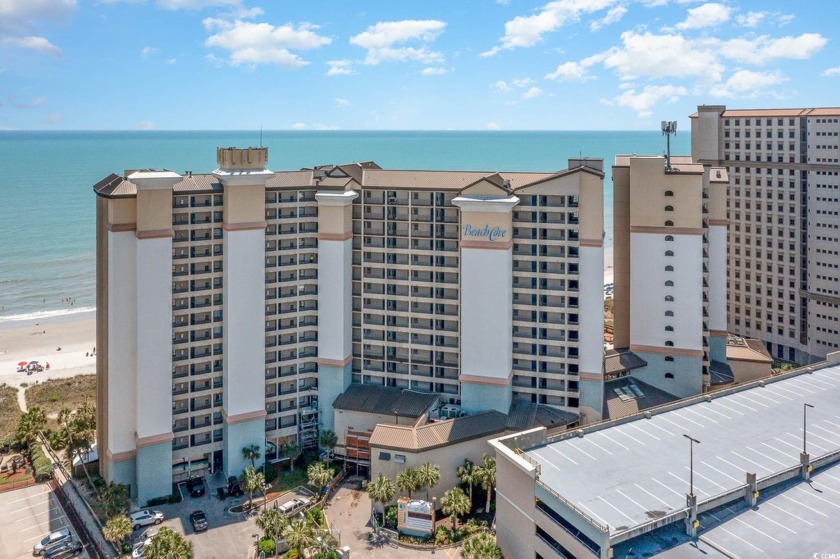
493 440 538 559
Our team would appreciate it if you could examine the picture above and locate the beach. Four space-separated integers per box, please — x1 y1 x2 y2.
0 311 96 406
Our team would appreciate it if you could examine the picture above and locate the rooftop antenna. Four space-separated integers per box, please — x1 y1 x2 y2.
661 120 677 170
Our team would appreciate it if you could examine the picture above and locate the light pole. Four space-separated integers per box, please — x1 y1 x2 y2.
803 403 814 454
683 434 701 497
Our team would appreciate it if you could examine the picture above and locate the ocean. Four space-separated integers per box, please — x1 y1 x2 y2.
0 130 690 323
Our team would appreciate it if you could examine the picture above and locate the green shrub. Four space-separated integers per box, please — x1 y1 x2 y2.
282 550 299 559
435 525 452 546
258 537 276 556
308 507 324 526
29 445 53 482
264 465 278 484
384 505 397 529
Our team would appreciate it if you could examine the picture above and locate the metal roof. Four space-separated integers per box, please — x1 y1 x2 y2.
332 384 440 418
602 377 679 420
369 411 509 452
604 349 648 376
506 401 578 431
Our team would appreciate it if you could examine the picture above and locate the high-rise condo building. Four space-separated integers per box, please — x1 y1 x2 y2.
93 147 605 504
692 105 840 364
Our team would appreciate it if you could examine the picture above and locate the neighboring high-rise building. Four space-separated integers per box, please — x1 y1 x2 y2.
93 147 605 503
692 105 840 364
609 154 728 404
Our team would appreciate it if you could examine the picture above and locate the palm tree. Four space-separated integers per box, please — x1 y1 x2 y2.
462 532 504 559
143 527 193 559
307 462 334 497
100 481 129 517
396 468 420 499
318 429 338 465
417 462 441 501
241 465 265 511
474 455 497 513
15 407 46 447
283 516 316 556
312 530 338 557
102 514 132 551
457 459 476 510
282 441 301 472
256 508 288 541
58 402 97 489
242 444 261 469
440 487 470 531
367 473 396 519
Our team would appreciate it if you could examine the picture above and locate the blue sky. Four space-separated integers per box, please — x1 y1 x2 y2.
1 0 838 130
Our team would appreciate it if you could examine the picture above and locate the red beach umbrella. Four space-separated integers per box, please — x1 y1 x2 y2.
18 361 28 367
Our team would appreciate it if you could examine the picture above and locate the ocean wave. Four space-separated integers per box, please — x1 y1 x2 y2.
0 306 96 324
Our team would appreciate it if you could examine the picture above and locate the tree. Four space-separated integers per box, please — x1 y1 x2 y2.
440 487 470 531
417 462 441 501
457 459 476 510
100 481 130 517
241 465 265 511
312 530 338 558
462 532 504 559
242 444 261 469
143 527 193 559
474 455 496 512
318 429 338 465
396 468 420 499
367 473 396 518
307 462 334 497
102 514 132 550
256 508 288 541
58 402 97 489
16 407 46 447
282 441 301 472
283 516 316 556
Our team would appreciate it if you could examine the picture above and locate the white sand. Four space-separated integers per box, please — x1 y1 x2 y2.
0 315 96 410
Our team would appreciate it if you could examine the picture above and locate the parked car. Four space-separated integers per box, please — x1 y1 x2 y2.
278 497 310 517
186 476 206 497
33 528 72 555
189 510 208 532
43 539 83 558
129 509 164 530
227 476 244 497
131 538 152 559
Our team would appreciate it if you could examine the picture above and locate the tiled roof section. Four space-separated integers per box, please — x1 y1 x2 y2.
709 360 735 386
506 401 577 431
267 170 315 189
332 384 440 418
726 335 773 363
172 174 222 193
360 169 561 191
603 377 679 420
369 411 509 452
604 349 648 375
92 173 132 197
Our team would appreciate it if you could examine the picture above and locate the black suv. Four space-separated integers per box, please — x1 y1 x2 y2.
186 476 206 497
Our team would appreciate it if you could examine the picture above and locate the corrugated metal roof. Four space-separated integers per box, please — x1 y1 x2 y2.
506 401 577 431
369 411 509 451
332 384 440 418
709 360 735 386
603 377 679 420
604 349 648 375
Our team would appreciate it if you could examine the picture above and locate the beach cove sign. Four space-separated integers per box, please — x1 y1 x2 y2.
463 224 508 242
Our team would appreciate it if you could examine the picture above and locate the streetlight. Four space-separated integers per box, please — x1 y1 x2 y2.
803 403 814 454
683 434 701 497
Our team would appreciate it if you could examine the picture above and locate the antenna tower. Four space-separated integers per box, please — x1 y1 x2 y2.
661 120 677 170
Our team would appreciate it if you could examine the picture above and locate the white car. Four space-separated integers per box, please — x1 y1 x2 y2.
131 537 153 558
129 509 164 530
33 528 72 555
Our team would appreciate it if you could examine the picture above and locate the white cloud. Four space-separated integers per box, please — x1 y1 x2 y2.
335 98 349 107
486 122 501 130
522 86 543 99
10 95 47 109
326 60 355 76
545 61 593 81
590 5 626 31
166 58 176 64
735 11 766 28
482 0 619 56
675 3 731 30
2 36 61 56
709 69 787 97
157 0 239 9
512 77 535 88
601 31 724 82
350 20 446 65
605 84 688 117
292 123 306 130
421 66 447 75
135 120 157 130
492 80 510 92
823 67 840 77
204 18 331 67
0 0 76 22
718 33 827 65
141 46 159 58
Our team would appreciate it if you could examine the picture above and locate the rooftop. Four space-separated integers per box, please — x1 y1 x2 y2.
523 364 840 535
332 384 440 419
601 377 679 420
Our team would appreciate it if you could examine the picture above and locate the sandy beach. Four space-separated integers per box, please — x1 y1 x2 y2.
0 312 96 406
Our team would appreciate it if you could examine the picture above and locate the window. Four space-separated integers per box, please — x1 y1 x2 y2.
665 220 674 227
379 452 391 461
665 265 674 272
665 325 674 332
665 340 674 347
665 310 674 317
665 356 674 362
665 373 675 379
665 250 674 257
394 454 406 464
665 205 674 212
665 280 674 287
665 190 674 197
665 235 674 242
665 295 674 302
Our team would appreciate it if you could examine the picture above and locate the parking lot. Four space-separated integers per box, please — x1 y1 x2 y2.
131 472 315 559
0 483 89 559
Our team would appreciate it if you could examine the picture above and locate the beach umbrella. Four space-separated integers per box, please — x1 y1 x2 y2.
28 360 39 365
18 361 27 367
